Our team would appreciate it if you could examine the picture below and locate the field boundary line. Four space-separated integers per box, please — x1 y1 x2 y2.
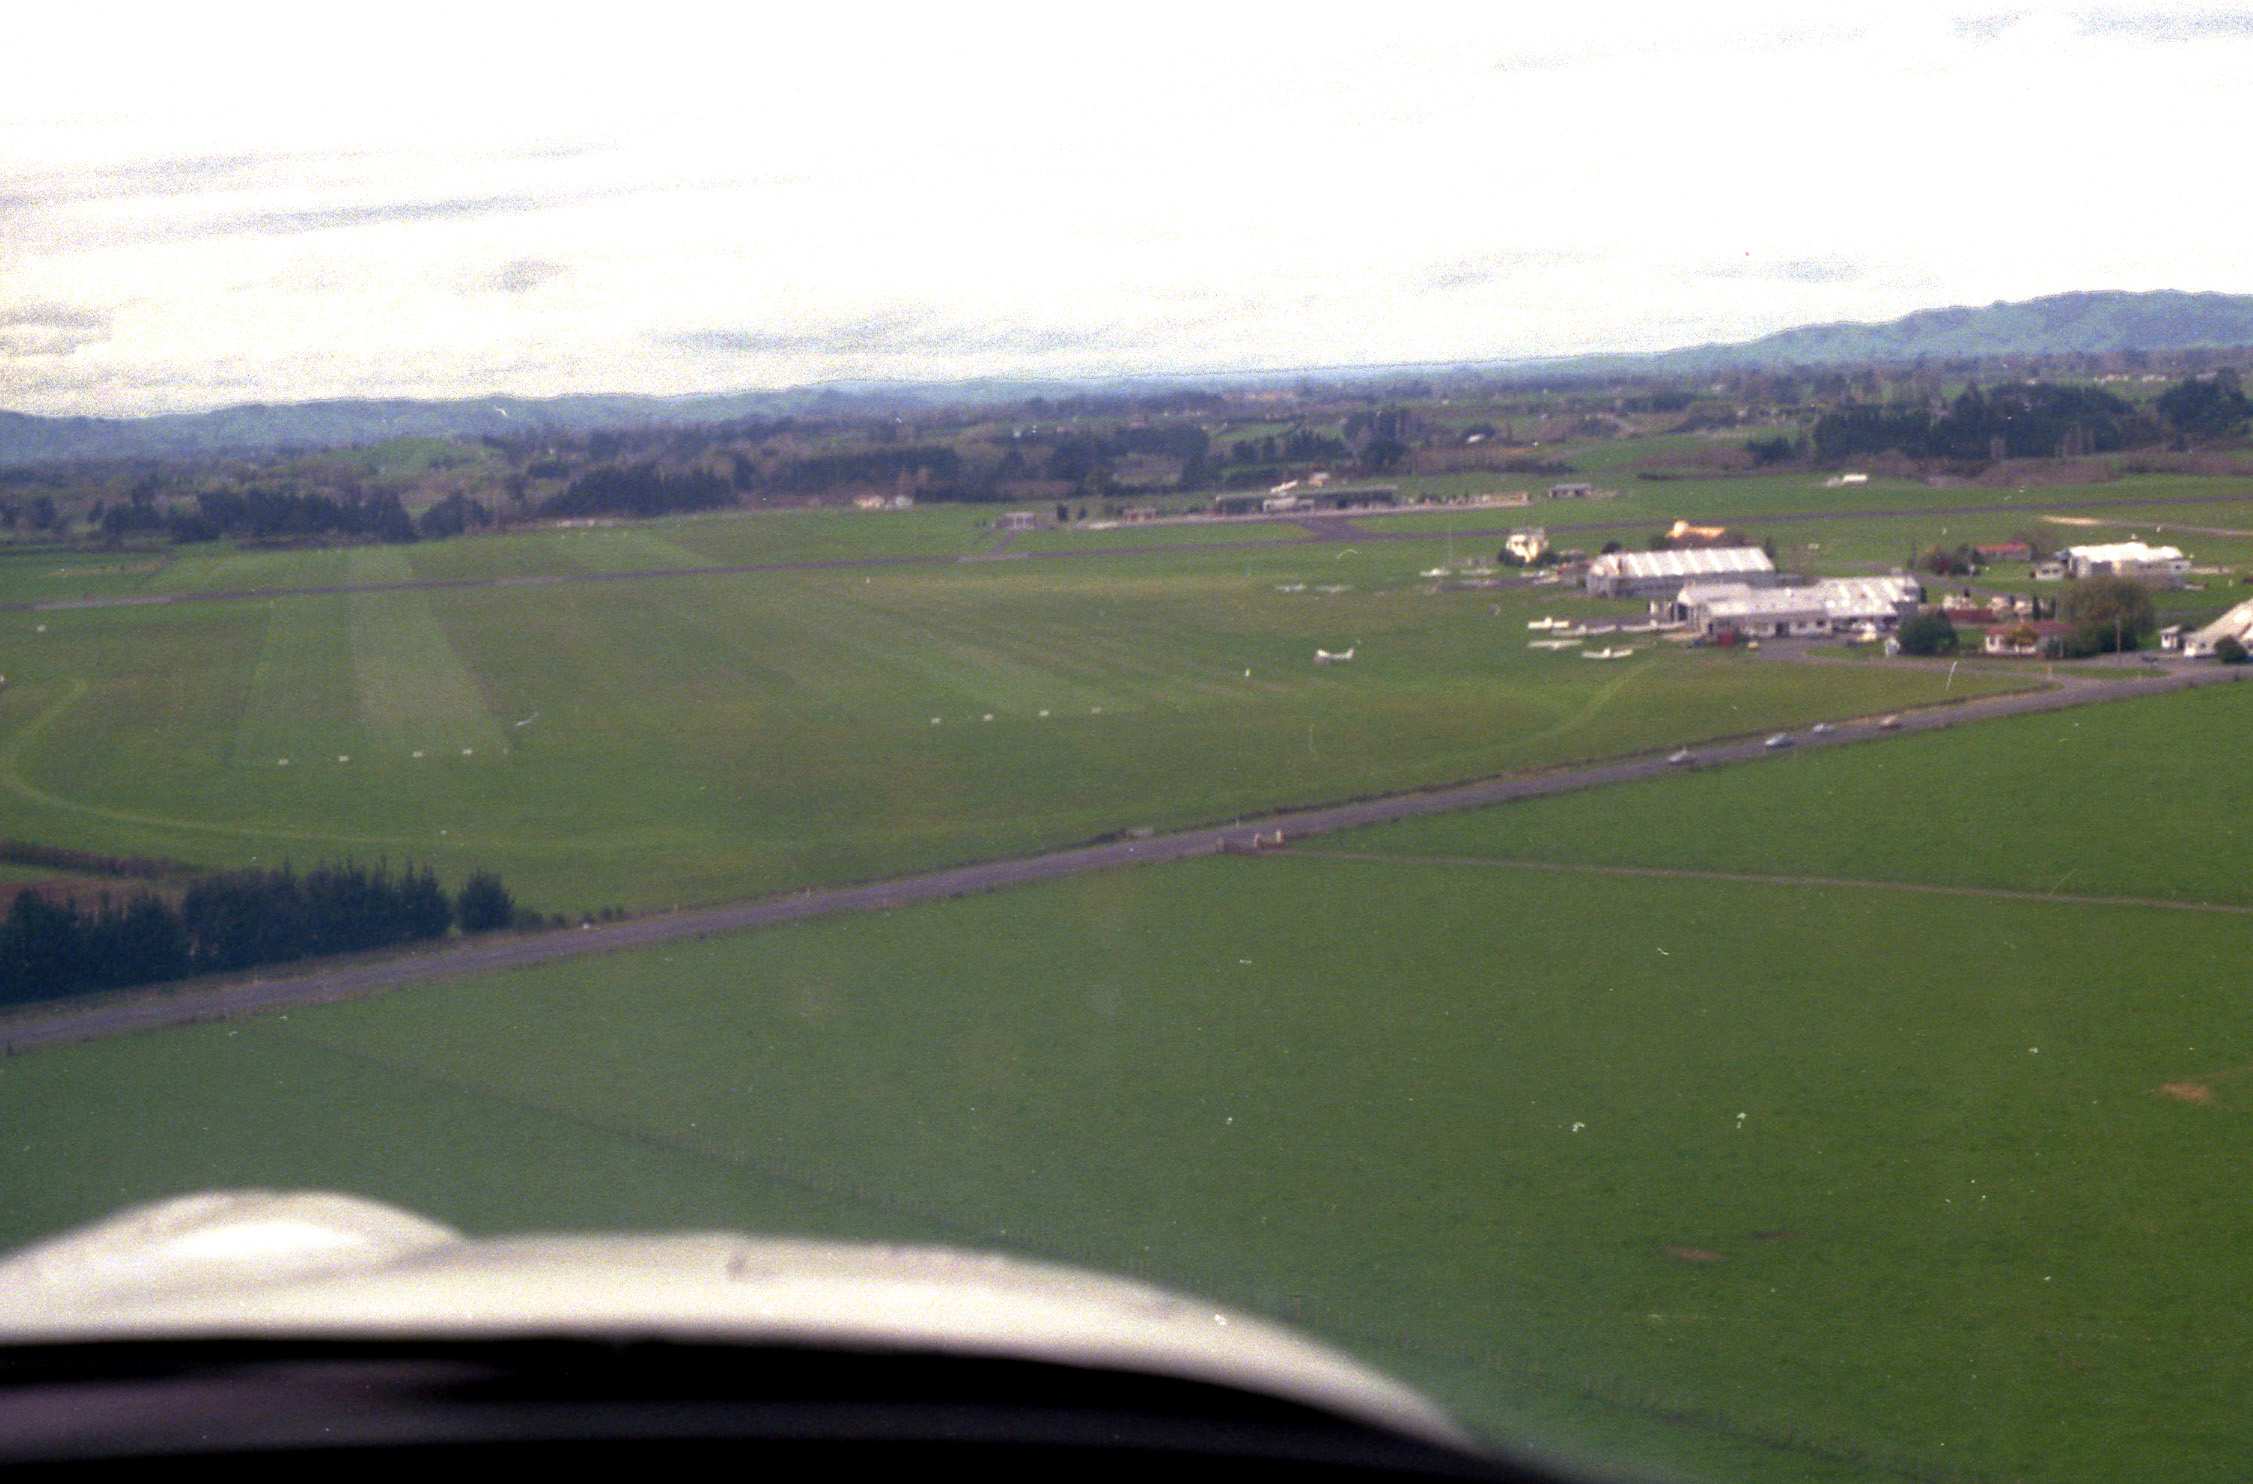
1279 848 2253 917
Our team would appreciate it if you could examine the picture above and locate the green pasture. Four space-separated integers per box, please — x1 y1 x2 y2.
0 539 2027 912
1327 677 2253 908
4 841 2248 1484
1008 520 1308 552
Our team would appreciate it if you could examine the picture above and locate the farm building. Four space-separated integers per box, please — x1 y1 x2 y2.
1981 621 2073 656
2177 596 2253 656
2061 541 2190 585
1671 575 1920 637
992 510 1040 531
1584 546 1775 599
1548 482 1595 500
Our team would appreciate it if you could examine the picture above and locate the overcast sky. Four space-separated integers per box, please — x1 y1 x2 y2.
6 1 2252 417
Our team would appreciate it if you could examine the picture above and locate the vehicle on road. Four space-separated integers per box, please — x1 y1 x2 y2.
1763 733 1794 749
1878 715 1902 729
1810 722 1835 735
1666 749 1694 766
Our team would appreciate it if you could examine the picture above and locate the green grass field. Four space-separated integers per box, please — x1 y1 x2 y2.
6 481 2253 1482
1322 678 2253 906
4 800 2247 1484
0 535 2025 911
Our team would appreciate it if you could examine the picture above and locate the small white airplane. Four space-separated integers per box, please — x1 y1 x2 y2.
1527 637 1582 650
1526 616 1563 630
1580 646 1636 660
1314 647 1356 664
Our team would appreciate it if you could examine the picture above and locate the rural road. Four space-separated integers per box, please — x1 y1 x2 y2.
3 656 2236 1055
10 485 2250 615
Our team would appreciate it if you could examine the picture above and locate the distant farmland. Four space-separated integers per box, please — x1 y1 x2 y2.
0 512 2020 911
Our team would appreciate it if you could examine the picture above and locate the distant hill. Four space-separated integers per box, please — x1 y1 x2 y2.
1638 289 2253 370
8 290 2253 464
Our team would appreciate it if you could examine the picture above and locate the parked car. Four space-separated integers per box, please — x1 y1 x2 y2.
1667 749 1694 766
1763 733 1794 749
1810 722 1835 735
1877 715 1901 730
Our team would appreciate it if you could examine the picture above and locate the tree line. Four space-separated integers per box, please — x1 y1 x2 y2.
1811 374 2252 465
0 860 519 1008
1812 382 2152 464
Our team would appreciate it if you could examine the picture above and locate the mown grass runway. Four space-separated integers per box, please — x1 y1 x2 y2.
0 524 2021 910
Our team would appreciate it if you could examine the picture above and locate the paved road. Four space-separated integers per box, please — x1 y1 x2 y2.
3 656 2236 1055
15 486 2253 615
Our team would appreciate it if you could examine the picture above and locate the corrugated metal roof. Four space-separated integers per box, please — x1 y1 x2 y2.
1586 547 1774 581
1682 576 1918 624
2063 541 2186 564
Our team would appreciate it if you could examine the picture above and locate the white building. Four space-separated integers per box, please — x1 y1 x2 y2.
1584 546 1775 599
1672 575 1921 637
2061 541 2191 585
1504 526 1548 564
2180 596 2253 657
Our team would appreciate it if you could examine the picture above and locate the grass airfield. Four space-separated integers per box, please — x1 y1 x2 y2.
5 694 2251 1483
7 489 2253 1481
0 513 2022 911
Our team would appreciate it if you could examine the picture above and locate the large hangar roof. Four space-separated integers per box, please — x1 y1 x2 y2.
2063 541 2186 564
1585 547 1774 581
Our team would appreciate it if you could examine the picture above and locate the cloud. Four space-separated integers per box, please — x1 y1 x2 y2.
1494 23 1863 72
225 194 562 236
484 258 568 293
670 314 1156 360
1423 250 1601 291
0 303 112 358
2077 9 2253 42
1951 12 2027 40
0 153 298 214
1707 256 1860 284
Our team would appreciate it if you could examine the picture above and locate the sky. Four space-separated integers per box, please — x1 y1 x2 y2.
6 1 2253 418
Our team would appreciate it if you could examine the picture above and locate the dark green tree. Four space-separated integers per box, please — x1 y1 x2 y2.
2157 372 2250 444
1897 611 1959 656
456 871 516 934
2060 575 2156 654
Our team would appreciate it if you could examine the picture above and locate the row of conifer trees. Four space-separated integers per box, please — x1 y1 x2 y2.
0 860 516 1007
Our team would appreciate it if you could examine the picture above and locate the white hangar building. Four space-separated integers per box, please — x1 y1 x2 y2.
1582 546 1776 599
1671 575 1923 638
2061 541 2190 585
